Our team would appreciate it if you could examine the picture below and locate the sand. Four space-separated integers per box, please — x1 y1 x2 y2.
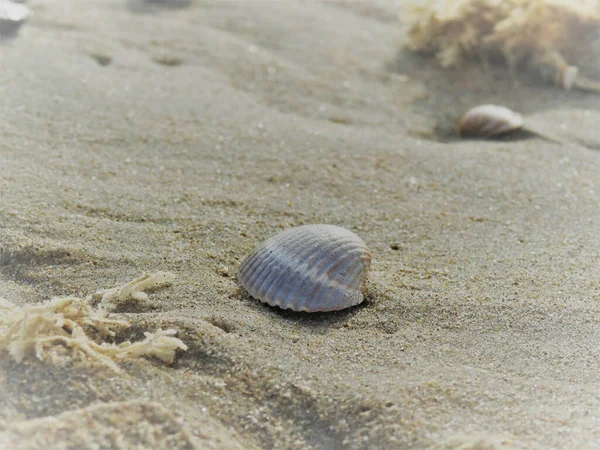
0 0 599 449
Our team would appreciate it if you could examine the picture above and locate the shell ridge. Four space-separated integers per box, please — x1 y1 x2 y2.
239 249 275 296
247 231 324 306
309 253 366 310
280 239 352 311
286 237 369 310
303 239 363 281
292 250 345 303
335 255 365 287
288 236 353 285
273 265 315 310
241 229 311 295
261 261 302 308
251 233 328 304
239 253 263 287
342 259 369 292
239 245 273 286
259 231 327 304
285 264 324 310
250 251 283 300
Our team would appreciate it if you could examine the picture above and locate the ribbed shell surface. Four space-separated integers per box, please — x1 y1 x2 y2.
238 225 371 312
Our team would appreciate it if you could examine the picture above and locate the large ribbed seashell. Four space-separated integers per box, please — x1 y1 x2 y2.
458 104 524 138
238 224 371 312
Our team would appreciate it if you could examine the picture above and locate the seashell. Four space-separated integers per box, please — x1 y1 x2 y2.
559 65 579 91
238 224 371 312
530 50 579 90
0 1 29 38
458 104 524 138
529 50 600 94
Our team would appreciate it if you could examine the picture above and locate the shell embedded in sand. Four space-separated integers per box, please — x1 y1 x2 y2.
531 50 579 90
458 104 524 138
0 1 29 35
238 224 372 312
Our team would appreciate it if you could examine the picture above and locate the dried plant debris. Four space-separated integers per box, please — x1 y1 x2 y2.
403 0 600 91
0 272 187 373
94 271 176 309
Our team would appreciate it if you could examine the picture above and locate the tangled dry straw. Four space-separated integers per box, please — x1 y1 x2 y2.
403 0 600 89
0 272 187 373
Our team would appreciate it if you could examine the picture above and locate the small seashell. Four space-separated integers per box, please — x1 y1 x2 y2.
559 65 578 90
0 1 30 38
458 104 524 138
530 50 579 90
238 224 371 312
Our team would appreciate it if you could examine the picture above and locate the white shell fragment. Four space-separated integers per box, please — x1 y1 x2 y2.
0 1 30 37
530 50 579 90
560 66 578 90
458 104 524 138
238 224 372 312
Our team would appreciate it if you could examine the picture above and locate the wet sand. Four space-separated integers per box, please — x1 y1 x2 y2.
0 1 599 449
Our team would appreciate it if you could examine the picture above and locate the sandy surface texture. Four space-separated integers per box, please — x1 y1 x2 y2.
1 1 599 449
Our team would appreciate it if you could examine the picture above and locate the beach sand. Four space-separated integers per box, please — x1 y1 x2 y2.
0 1 599 448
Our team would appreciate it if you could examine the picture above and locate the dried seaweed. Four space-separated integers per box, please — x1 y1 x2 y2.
403 0 600 90
0 272 187 373
94 271 176 308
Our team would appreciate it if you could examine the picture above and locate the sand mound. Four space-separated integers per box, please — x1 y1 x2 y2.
0 400 200 450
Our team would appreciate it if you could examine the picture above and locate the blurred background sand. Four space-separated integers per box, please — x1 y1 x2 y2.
0 1 599 448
